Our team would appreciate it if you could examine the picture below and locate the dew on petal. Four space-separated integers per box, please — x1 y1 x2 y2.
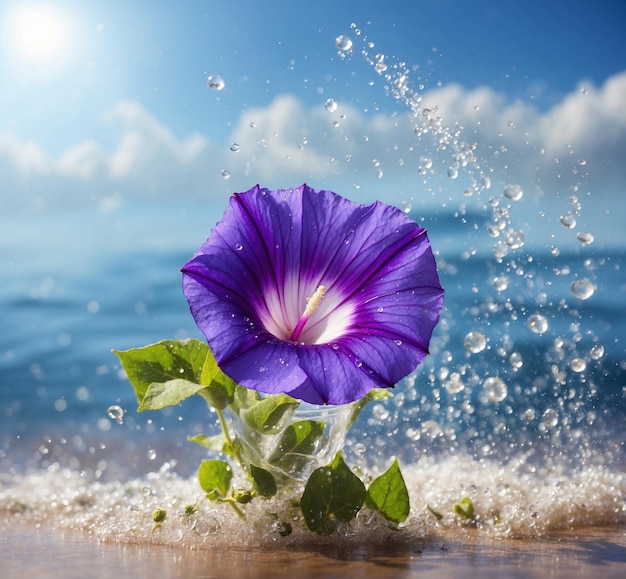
206 74 225 90
464 331 487 353
221 170 231 179
230 143 240 152
571 279 595 300
336 35 353 51
528 313 549 334
483 376 507 402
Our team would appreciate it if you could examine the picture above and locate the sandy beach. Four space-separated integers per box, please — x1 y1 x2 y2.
1 522 624 579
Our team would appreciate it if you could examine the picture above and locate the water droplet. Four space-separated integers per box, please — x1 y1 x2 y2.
336 35 353 51
372 403 389 420
235 243 243 251
147 449 157 460
206 74 225 90
325 98 337 112
394 339 403 346
107 405 124 424
528 313 549 335
589 344 604 360
483 376 507 402
492 276 509 291
576 232 594 245
505 229 525 249
503 183 523 201
464 331 487 354
230 143 240 152
221 169 231 179
542 408 559 428
444 372 465 394
447 167 459 179
570 278 595 300
560 213 576 229
249 121 256 128
377 306 384 312
570 358 586 373
509 352 523 369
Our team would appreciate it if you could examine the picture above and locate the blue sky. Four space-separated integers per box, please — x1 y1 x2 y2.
1 0 625 241
2 0 625 148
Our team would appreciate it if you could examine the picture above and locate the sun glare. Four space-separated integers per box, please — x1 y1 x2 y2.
11 4 69 63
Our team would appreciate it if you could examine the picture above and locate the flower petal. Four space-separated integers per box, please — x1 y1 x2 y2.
182 184 444 405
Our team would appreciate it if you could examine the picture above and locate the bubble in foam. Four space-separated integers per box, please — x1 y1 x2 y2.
570 278 595 300
464 331 487 353
528 313 549 334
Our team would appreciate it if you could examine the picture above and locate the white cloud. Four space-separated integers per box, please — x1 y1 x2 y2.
1 72 625 216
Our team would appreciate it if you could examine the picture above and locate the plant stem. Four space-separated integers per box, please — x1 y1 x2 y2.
216 407 246 470
225 499 246 519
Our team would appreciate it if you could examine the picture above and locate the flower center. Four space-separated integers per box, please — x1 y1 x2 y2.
289 285 326 342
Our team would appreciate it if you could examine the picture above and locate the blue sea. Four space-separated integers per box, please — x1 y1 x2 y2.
1 195 624 463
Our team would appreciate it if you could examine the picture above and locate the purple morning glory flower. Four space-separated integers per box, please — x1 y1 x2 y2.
181 184 444 405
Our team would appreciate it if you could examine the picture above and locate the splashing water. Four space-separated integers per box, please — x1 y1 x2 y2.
1 23 624 548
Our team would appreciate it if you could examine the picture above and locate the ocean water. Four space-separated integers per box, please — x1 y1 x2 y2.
1 27 625 545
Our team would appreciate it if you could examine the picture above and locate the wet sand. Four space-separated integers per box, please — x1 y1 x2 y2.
1 522 625 579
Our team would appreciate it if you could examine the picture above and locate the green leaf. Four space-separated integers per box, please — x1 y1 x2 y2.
365 458 410 523
112 339 209 405
198 351 237 410
427 504 443 521
240 394 299 434
139 379 208 411
187 433 234 456
453 497 475 520
300 451 366 534
348 388 391 428
250 464 277 498
198 459 232 499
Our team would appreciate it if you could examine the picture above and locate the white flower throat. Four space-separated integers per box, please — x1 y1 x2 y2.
289 285 326 341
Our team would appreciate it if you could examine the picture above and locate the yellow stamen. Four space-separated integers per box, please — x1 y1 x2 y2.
289 285 326 342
